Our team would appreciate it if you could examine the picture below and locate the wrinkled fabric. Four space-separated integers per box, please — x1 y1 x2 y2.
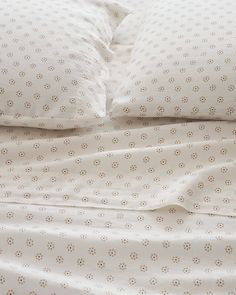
0 0 236 294
0 203 235 295
0 120 236 216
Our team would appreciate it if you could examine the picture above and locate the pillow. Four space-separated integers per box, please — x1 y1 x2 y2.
110 0 236 120
0 0 128 129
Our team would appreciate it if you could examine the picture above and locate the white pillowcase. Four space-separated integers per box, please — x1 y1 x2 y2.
111 0 236 120
0 0 128 129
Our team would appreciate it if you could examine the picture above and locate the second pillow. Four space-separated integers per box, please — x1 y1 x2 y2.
111 0 236 121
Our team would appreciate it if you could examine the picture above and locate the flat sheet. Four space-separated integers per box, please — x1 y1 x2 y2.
0 120 236 216
0 203 235 295
0 0 236 294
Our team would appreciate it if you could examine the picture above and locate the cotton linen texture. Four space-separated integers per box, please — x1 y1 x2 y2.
0 203 235 295
111 0 236 120
1 120 236 216
1 0 236 293
0 0 127 129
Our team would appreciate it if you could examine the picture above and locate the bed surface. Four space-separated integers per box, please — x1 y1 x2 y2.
0 0 236 294
0 203 235 294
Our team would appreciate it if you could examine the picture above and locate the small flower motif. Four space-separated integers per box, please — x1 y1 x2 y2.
35 253 43 261
17 276 25 285
130 252 138 260
77 258 85 267
26 238 34 247
67 244 75 252
181 96 188 103
150 253 158 261
216 278 224 287
215 259 222 267
15 250 22 258
204 243 212 252
119 262 127 270
7 237 14 245
123 107 130 113
0 275 5 284
161 266 169 273
39 279 47 287
192 85 200 92
194 279 202 287
162 240 170 248
157 106 165 113
172 279 180 287
44 83 51 90
112 162 119 168
193 257 200 264
6 212 14 219
175 86 182 92
225 245 233 254
16 90 23 97
108 249 116 257
208 156 215 162
149 277 158 285
106 275 114 282
228 85 235 91
56 256 64 264
88 247 96 255
140 105 147 112
130 165 137 171
227 107 235 115
182 267 190 274
47 242 55 250
209 106 216 115
160 159 167 165
139 265 147 272
124 153 132 160
129 278 136 285
183 242 191 250
172 256 180 263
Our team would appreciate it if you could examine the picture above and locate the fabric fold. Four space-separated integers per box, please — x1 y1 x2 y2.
0 121 236 216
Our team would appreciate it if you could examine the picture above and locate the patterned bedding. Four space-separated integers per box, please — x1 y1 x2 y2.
0 0 235 294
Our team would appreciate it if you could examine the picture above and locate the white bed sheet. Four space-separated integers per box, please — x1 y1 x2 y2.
0 120 236 216
0 203 235 295
0 0 236 294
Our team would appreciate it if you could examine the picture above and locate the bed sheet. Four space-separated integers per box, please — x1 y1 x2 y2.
0 203 235 295
1 117 236 294
0 120 236 216
0 0 236 294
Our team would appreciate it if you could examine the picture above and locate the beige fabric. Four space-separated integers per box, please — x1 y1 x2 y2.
0 120 236 216
0 203 235 294
111 0 236 121
0 0 236 294
112 0 148 45
0 0 127 129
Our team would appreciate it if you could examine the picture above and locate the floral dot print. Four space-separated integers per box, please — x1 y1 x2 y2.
0 120 236 216
0 0 128 129
0 203 235 294
0 0 236 293
111 0 236 121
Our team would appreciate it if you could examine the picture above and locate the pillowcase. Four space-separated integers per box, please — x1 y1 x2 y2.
110 0 236 120
0 0 128 129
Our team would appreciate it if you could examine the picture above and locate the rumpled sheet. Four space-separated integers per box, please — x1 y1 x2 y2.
0 0 236 294
0 203 235 295
0 120 236 216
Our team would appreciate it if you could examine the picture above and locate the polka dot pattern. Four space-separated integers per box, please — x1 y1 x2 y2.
0 0 128 129
1 0 236 294
0 120 236 216
111 0 236 121
0 203 235 294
